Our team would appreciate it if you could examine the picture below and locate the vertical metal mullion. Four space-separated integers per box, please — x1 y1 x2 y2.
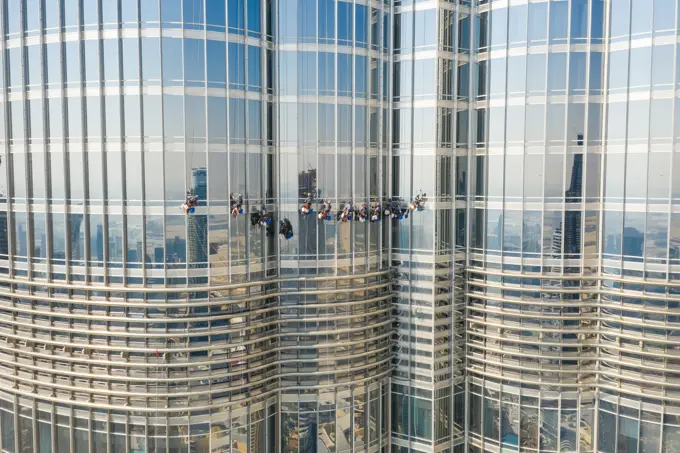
32 401 38 453
19 0 32 281
387 4 393 278
97 0 109 282
0 0 14 284
117 0 133 286
244 0 251 280
314 0 320 271
181 1 190 287
225 0 232 282
36 0 52 282
538 0 551 275
157 0 168 293
259 0 267 272
580 0 593 281
333 0 339 273
351 0 357 274
560 0 574 275
463 3 474 448
78 0 91 278
594 4 613 448
665 0 680 276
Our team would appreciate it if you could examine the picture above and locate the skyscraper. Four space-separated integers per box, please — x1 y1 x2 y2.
1 0 679 452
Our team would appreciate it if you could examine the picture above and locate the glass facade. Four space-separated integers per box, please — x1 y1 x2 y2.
3 0 680 453
0 0 392 451
467 1 680 453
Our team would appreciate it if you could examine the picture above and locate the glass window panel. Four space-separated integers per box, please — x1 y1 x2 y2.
605 153 625 200
65 41 81 86
184 0 204 25
610 0 630 38
248 45 261 90
549 2 568 42
163 95 184 140
648 152 670 201
107 150 123 201
30 151 45 200
629 46 652 88
27 45 41 87
122 38 140 81
543 210 562 256
184 38 206 82
145 214 164 265
142 95 162 138
162 38 183 83
607 102 627 142
338 1 353 44
608 49 629 91
544 153 564 199
547 53 567 93
507 55 526 93
623 211 645 259
631 0 652 35
161 0 182 24
414 10 436 49
653 45 674 88
523 211 541 254
86 96 102 138
144 151 163 203
646 212 669 260
206 0 226 28
569 52 587 94
640 420 661 453
29 99 44 141
625 152 648 199
525 105 545 143
651 99 673 140
546 104 565 143
207 40 227 86
627 100 650 141
124 94 141 137
490 8 508 48
141 37 160 81
228 42 245 89
247 0 261 35
247 99 262 143
229 98 246 143
528 2 547 43
319 0 335 42
186 95 206 140
228 0 245 32
527 54 546 94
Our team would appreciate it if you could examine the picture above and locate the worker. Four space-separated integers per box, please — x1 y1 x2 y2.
337 202 354 222
279 218 293 239
357 204 369 223
371 202 381 222
230 193 244 217
318 198 332 221
300 193 314 216
251 205 271 227
409 192 426 212
180 194 199 214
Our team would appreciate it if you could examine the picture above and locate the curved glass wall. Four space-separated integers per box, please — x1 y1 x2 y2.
0 0 392 451
466 0 602 452
467 1 680 453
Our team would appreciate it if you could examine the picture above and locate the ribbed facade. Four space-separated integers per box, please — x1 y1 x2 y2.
0 0 392 451
467 1 680 453
3 1 680 453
